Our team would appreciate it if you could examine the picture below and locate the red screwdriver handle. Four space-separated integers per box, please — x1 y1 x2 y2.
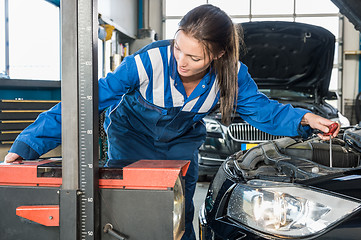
323 122 338 136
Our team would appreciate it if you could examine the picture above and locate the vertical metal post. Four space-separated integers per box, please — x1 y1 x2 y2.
77 0 99 239
60 0 99 239
138 0 143 29
338 15 344 112
60 0 79 239
143 0 149 29
61 0 79 193
359 32 361 93
4 0 9 76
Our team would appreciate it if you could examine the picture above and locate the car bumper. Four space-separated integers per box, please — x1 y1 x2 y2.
198 203 211 240
198 155 224 177
198 141 259 177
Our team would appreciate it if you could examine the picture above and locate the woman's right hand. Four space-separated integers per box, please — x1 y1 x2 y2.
4 152 23 163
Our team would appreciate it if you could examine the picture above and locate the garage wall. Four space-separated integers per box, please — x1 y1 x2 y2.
148 0 163 39
342 18 360 124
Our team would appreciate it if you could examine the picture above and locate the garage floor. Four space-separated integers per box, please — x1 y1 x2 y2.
193 181 210 239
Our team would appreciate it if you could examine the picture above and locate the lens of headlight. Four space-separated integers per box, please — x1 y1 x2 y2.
204 119 223 133
227 180 361 238
173 176 185 240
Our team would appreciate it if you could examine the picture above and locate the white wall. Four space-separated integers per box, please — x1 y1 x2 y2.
342 17 360 120
148 0 163 39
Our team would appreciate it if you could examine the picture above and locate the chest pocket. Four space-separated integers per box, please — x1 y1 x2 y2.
158 110 207 143
112 91 203 142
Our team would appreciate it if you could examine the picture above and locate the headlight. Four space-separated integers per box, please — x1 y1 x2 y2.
173 175 185 240
227 180 361 238
204 118 225 133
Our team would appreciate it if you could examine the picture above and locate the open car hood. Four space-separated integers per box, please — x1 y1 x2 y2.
228 127 361 192
240 21 335 98
331 0 361 31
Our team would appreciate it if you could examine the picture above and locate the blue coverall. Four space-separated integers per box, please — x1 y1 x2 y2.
10 40 311 240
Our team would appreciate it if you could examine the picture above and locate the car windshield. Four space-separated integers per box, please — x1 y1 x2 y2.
259 89 314 100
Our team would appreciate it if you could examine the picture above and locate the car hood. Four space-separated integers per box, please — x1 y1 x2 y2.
240 21 335 98
331 0 361 31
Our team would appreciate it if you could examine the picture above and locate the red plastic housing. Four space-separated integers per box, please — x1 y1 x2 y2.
0 159 189 190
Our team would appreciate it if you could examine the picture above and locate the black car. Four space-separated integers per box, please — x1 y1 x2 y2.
199 126 361 239
198 20 350 180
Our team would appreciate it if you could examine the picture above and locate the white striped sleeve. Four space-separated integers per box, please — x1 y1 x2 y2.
134 55 149 99
148 48 165 107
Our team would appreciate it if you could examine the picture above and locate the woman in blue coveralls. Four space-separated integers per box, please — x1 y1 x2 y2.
5 4 339 240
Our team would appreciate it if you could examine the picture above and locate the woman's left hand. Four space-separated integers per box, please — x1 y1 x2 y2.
301 112 340 140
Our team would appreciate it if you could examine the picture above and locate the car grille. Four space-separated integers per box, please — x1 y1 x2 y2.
228 123 284 142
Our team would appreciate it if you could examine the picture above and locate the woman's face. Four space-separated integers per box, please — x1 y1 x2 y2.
173 31 212 79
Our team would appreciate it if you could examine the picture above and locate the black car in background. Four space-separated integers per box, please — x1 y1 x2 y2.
198 21 350 180
199 126 361 240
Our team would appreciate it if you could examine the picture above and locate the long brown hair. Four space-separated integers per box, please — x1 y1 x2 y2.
178 4 246 125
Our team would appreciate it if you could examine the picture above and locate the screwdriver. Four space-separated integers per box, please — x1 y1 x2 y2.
323 123 338 167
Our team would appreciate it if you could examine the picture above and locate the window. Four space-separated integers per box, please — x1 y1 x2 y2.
0 0 5 76
166 0 205 17
208 0 250 16
1 0 60 80
295 0 339 14
252 0 293 15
